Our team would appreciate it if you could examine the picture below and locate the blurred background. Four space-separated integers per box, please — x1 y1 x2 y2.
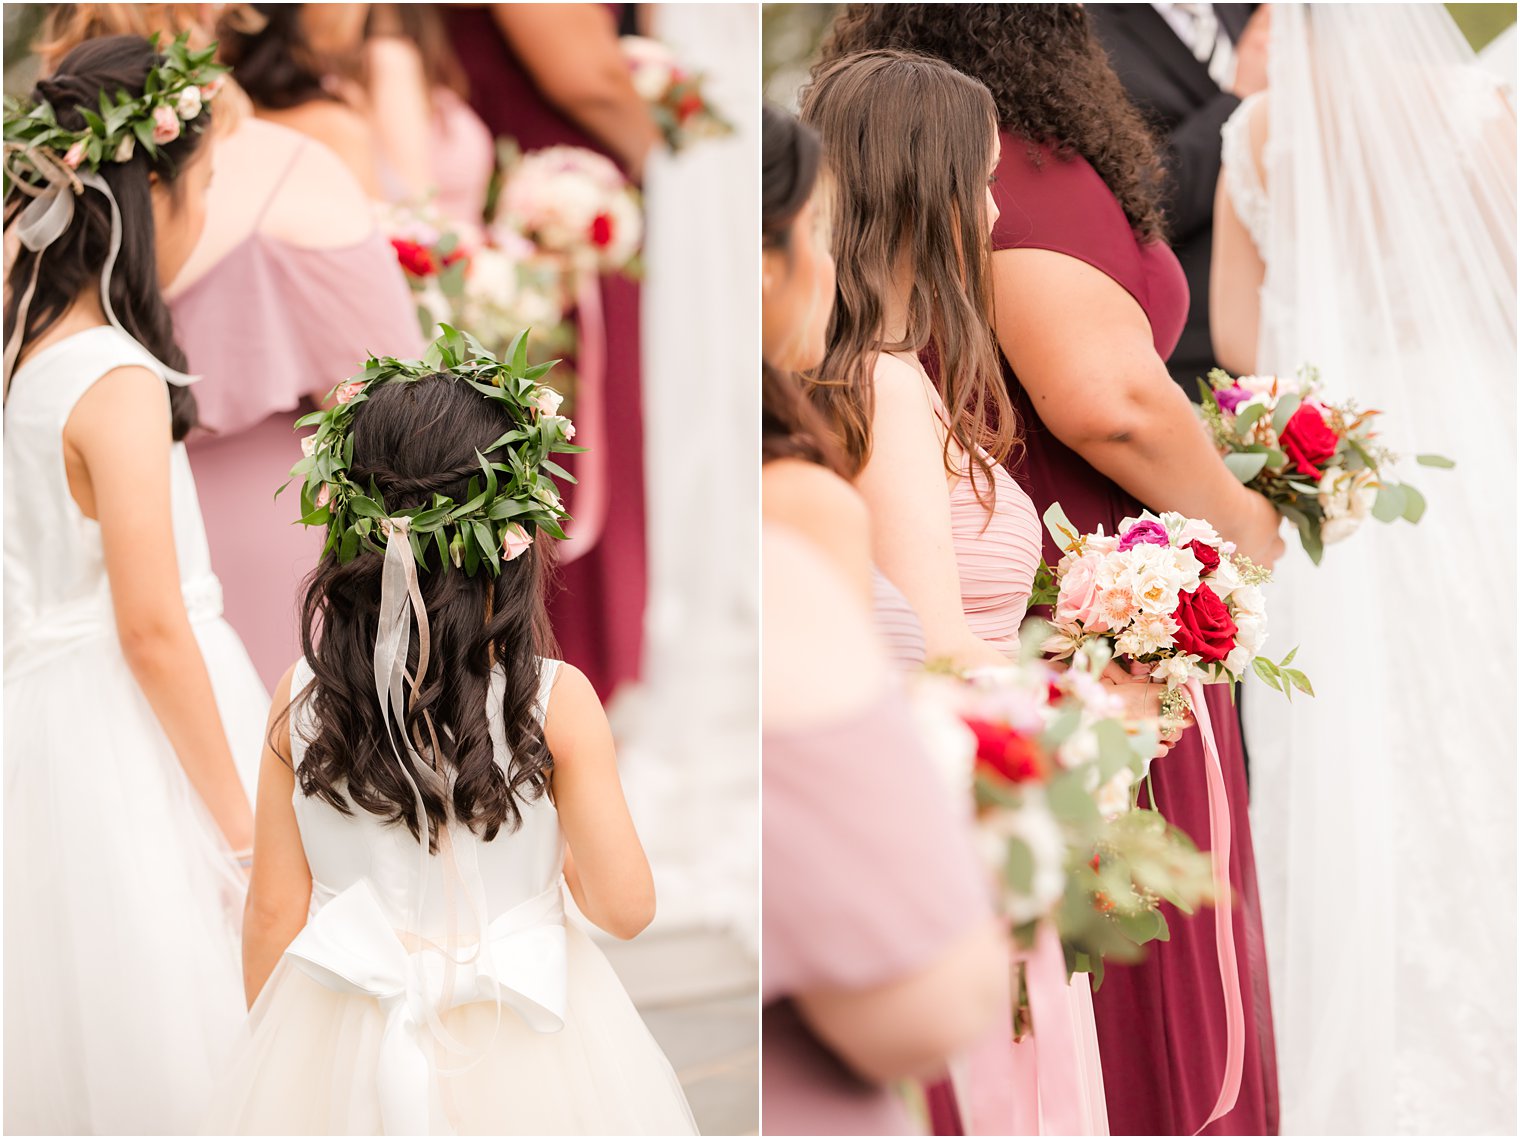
761 2 1516 104
5 4 758 1133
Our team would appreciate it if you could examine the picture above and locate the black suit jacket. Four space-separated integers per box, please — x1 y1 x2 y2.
1089 4 1257 396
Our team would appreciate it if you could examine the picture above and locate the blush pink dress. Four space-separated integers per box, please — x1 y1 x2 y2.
763 691 993 1135
430 87 494 234
170 143 424 687
908 379 1107 1136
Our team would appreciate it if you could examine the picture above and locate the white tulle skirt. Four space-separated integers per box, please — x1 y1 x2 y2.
203 924 699 1135
3 619 269 1135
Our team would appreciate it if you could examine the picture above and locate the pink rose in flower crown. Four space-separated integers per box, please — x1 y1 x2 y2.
502 523 534 561
1117 519 1170 552
335 381 365 404
61 139 87 169
1278 403 1340 478
530 387 563 416
151 104 181 144
1170 584 1237 664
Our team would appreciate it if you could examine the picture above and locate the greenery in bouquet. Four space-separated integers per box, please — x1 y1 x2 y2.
621 34 735 152
910 647 1216 992
1198 366 1453 563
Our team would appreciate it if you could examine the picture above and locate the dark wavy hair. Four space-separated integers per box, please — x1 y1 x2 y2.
216 4 336 110
4 34 207 439
820 3 1167 242
290 376 559 850
761 104 842 473
798 49 1016 497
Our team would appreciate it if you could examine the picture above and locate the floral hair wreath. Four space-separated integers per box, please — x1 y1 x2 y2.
2 33 226 194
285 326 580 576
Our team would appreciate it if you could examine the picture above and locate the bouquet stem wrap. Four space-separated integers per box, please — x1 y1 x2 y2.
1183 677 1244 1134
952 921 1107 1135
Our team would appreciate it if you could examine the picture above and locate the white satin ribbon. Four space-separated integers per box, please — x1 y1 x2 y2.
3 148 199 396
286 878 568 1135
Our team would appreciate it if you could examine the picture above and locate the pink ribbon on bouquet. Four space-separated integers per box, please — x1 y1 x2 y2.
557 270 609 565
952 921 1106 1135
1182 677 1245 1135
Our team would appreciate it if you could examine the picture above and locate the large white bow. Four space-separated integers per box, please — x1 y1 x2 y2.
285 878 568 1135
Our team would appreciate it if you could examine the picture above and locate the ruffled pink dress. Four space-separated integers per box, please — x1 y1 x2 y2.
170 144 424 687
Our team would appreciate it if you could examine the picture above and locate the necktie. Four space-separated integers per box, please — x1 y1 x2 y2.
1175 3 1239 92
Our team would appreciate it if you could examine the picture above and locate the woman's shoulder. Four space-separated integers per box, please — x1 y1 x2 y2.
763 457 867 529
992 132 1143 266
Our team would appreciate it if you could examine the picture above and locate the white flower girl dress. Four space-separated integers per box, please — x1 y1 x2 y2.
203 657 699 1135
3 326 270 1133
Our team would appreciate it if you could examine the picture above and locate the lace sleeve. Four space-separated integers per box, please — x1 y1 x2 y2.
1221 93 1270 253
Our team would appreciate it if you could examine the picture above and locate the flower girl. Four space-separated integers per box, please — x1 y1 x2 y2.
3 34 269 1134
205 331 697 1135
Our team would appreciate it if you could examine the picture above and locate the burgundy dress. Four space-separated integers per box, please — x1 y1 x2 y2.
444 5 647 702
992 135 1279 1136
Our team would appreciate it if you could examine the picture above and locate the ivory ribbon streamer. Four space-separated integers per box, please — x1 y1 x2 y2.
557 270 609 564
1182 677 1245 1134
956 921 1106 1135
3 152 198 394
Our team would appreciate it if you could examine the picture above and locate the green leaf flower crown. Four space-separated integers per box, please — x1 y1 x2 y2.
286 326 580 576
3 33 227 196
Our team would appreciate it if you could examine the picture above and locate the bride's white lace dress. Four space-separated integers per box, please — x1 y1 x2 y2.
1220 6 1517 1134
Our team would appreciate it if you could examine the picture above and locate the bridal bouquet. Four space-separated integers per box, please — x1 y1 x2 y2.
1199 366 1453 562
378 202 471 336
910 653 1215 986
1030 505 1311 715
620 35 734 152
496 145 643 275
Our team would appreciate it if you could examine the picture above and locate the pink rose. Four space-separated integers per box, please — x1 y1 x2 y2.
200 75 226 102
62 139 87 169
335 381 365 404
530 387 563 416
502 523 533 561
1055 552 1107 630
151 104 181 145
315 484 331 508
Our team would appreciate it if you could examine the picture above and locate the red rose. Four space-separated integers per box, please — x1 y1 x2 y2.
1170 584 1238 665
390 238 436 279
965 718 1048 784
676 90 704 123
589 213 615 249
441 247 470 272
1187 540 1221 577
1279 403 1340 478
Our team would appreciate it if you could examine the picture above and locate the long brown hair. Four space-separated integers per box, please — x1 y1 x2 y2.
820 4 1168 242
799 49 1015 498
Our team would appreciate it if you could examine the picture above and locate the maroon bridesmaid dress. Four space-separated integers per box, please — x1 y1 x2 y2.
991 135 1279 1136
444 5 646 701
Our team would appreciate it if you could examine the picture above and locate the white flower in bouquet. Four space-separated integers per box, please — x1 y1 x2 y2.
1115 611 1181 658
975 792 1067 925
501 146 643 274
1095 769 1137 820
621 35 680 102
1317 468 1379 544
1152 652 1201 688
906 673 979 806
467 246 520 312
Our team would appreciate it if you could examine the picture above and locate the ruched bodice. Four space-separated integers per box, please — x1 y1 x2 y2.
947 457 1042 647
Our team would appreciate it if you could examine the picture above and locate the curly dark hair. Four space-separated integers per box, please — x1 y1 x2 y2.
289 376 559 851
819 3 1168 242
4 35 208 439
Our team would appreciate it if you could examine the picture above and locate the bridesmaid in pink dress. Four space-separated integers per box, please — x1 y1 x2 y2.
815 8 1287 1134
362 5 496 235
444 3 661 701
167 121 423 687
797 51 1179 1135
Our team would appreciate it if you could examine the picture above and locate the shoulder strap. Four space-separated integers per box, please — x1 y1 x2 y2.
253 138 310 228
288 657 319 770
11 327 168 424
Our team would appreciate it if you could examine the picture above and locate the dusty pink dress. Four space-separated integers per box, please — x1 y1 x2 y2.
763 691 992 1135
430 88 494 234
171 144 424 687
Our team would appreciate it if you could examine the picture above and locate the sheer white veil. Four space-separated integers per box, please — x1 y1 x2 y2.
1238 5 1516 1133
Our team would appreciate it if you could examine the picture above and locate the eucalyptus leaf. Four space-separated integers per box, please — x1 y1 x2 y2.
1270 392 1302 434
1400 483 1427 524
1223 452 1269 483
1415 453 1455 469
1372 483 1407 523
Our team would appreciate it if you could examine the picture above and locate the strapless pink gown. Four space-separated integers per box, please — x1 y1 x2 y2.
170 148 424 686
917 389 1108 1136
